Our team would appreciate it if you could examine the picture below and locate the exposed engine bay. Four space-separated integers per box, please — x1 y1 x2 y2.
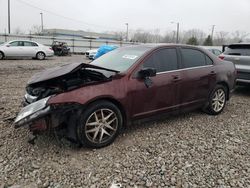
24 62 118 104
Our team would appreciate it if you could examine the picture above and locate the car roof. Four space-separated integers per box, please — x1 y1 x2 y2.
8 40 39 44
123 43 206 51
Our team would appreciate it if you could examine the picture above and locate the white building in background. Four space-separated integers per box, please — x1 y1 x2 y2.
42 28 121 41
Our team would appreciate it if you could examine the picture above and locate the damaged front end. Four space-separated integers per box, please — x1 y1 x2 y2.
14 95 83 143
14 62 119 143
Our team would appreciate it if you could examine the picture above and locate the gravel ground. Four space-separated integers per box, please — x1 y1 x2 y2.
0 56 249 188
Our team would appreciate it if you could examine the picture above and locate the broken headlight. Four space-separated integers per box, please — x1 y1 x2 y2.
14 96 51 128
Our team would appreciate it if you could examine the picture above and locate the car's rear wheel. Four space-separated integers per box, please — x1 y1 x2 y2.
205 84 227 115
36 52 45 60
76 101 123 148
0 52 4 60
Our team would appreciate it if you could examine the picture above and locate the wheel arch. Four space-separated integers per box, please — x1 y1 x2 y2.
36 51 46 57
0 51 5 58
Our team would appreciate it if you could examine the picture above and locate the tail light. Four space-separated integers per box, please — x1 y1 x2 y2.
49 47 53 51
219 55 225 60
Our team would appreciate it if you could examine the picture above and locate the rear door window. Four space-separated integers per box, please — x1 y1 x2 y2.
181 48 206 68
24 42 33 46
143 48 178 73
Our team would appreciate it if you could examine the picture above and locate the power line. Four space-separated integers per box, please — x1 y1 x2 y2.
15 0 123 31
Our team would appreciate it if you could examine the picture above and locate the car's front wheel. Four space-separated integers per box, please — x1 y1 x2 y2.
36 52 45 60
77 101 123 148
205 84 227 115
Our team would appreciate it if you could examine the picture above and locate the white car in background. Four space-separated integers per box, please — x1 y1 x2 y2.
0 40 54 60
85 49 98 60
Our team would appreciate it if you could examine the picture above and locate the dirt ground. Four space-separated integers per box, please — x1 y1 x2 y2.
0 55 249 187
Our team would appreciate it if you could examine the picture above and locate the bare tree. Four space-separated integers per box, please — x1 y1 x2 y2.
13 27 24 35
231 31 249 43
213 31 229 45
30 25 42 35
181 29 206 45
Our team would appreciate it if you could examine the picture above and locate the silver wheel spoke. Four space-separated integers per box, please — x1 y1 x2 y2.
101 109 105 121
86 122 99 127
106 118 117 125
99 128 105 142
105 123 116 131
92 129 99 141
86 127 99 133
102 128 111 136
94 112 99 123
104 112 114 121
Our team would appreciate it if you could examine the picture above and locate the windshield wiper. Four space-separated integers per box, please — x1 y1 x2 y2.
82 63 120 73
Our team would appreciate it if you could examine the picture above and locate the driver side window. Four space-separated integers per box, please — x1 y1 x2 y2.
143 48 178 73
9 41 23 46
9 41 19 46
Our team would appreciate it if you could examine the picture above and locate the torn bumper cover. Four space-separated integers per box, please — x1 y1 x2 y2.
14 96 51 128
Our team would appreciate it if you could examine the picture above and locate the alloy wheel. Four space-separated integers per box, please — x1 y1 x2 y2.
211 88 226 112
37 52 45 60
85 108 118 144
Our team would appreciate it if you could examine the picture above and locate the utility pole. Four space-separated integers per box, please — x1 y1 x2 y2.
125 23 128 42
176 22 179 44
8 0 11 34
171 22 179 43
211 25 215 41
40 12 44 34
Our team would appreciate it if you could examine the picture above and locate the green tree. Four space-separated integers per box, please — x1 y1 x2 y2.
203 35 213 46
186 37 199 45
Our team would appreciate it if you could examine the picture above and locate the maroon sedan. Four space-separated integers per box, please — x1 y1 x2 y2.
14 44 236 148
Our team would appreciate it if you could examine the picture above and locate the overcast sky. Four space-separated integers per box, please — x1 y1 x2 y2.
0 0 250 35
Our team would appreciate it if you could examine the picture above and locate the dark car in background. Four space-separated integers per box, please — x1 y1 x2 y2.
219 43 250 84
14 44 236 148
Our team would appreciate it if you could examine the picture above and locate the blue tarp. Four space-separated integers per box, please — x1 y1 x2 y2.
94 45 118 59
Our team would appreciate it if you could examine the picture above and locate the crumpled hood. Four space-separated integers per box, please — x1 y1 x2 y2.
28 62 119 85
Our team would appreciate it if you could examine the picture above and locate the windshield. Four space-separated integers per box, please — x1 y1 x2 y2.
91 46 151 72
0 42 7 46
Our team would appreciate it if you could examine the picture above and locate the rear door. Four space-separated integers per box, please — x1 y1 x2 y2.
23 41 39 56
178 47 216 108
129 47 182 118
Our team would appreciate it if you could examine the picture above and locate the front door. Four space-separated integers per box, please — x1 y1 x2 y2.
4 41 23 57
128 48 182 119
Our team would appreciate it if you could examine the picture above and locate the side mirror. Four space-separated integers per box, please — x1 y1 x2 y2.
138 67 156 79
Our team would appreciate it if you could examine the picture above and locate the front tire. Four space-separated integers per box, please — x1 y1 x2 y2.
77 101 123 148
204 84 227 115
36 52 45 60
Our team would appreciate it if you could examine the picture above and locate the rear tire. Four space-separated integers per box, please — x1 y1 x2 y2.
0 52 4 60
36 52 45 60
204 84 227 115
76 101 123 148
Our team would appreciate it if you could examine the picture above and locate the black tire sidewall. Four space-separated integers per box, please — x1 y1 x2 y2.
0 52 4 60
77 101 123 148
207 85 227 115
